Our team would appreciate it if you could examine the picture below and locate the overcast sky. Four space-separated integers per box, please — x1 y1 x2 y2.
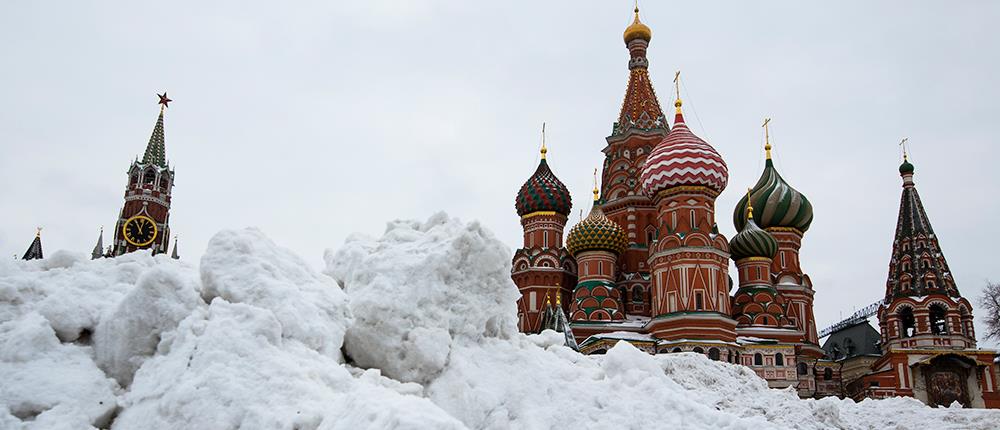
2 1 998 345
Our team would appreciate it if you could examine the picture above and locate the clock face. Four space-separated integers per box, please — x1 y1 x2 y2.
123 215 158 247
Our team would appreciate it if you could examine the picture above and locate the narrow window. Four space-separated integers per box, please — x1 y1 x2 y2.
899 307 916 338
823 368 833 381
797 362 808 375
689 209 696 229
753 353 763 366
529 292 537 311
775 353 784 366
543 231 549 248
695 292 704 310
929 304 947 334
780 252 786 267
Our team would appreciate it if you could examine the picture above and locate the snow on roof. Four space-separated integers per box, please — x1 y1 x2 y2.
588 331 656 342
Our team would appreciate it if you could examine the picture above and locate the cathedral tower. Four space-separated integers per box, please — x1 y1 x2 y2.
566 181 628 327
733 128 822 359
867 155 999 408
111 94 175 256
599 8 669 317
639 90 736 350
512 138 575 333
878 156 975 350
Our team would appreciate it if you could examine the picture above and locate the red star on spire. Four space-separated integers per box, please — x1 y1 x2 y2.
157 92 172 108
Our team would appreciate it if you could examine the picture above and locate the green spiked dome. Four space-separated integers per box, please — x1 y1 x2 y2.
515 146 572 217
729 205 778 261
734 157 813 233
566 191 628 256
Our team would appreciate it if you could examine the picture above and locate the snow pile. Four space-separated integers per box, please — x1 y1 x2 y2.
326 212 519 383
0 312 117 429
3 214 1000 429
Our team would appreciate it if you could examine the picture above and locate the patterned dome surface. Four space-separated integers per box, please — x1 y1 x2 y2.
729 216 778 261
515 159 572 217
566 203 628 256
640 113 728 197
734 158 813 233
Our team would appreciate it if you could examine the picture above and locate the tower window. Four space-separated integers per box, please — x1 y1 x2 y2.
695 292 704 310
824 368 833 381
797 362 808 375
899 307 916 338
780 252 786 267
709 348 720 361
632 286 644 303
775 353 784 366
543 231 549 248
753 353 763 366
689 210 696 230
929 304 948 335
692 347 704 354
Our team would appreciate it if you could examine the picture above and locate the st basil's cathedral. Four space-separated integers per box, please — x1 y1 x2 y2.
511 8 999 408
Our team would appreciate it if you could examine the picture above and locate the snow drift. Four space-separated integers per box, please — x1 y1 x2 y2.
2 214 999 429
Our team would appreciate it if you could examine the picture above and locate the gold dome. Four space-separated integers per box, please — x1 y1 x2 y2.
623 8 652 43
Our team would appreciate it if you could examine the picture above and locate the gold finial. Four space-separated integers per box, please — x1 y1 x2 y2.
592 168 599 202
35 227 42 237
673 71 683 113
540 122 547 160
762 117 772 160
623 1 651 43
900 137 909 161
746 188 754 220
556 293 562 306
545 294 552 306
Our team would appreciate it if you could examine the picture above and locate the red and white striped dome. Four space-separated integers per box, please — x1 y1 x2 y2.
640 112 728 196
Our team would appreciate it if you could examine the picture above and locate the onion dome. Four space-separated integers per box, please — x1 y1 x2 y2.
733 135 813 233
640 99 729 197
623 7 652 43
515 144 572 217
729 199 778 261
566 188 628 256
899 155 914 175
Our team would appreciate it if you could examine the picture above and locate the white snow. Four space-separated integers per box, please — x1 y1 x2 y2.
2 214 999 429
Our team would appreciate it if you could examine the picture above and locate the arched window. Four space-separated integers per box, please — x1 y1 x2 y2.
797 362 808 375
632 286 644 303
899 307 916 338
692 347 704 354
753 353 763 366
727 351 733 363
929 304 948 335
901 261 910 272
671 347 682 353
143 169 156 185
708 348 720 361
926 279 937 289
591 349 607 355
695 292 704 311
823 368 833 381
775 353 784 366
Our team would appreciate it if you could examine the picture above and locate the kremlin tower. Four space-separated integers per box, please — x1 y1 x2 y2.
111 94 176 257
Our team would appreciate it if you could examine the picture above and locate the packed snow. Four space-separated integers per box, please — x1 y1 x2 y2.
2 213 998 429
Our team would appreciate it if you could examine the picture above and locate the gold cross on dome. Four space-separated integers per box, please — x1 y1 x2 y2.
762 117 772 159
899 137 909 160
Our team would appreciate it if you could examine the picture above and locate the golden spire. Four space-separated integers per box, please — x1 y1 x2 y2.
673 70 683 113
762 117 772 160
540 122 547 160
556 292 562 306
592 168 599 202
746 188 754 220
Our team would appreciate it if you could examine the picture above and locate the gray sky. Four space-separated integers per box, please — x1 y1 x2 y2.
2 1 998 346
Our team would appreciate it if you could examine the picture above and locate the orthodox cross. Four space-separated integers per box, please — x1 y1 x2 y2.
899 137 909 160
540 122 547 159
762 117 772 158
